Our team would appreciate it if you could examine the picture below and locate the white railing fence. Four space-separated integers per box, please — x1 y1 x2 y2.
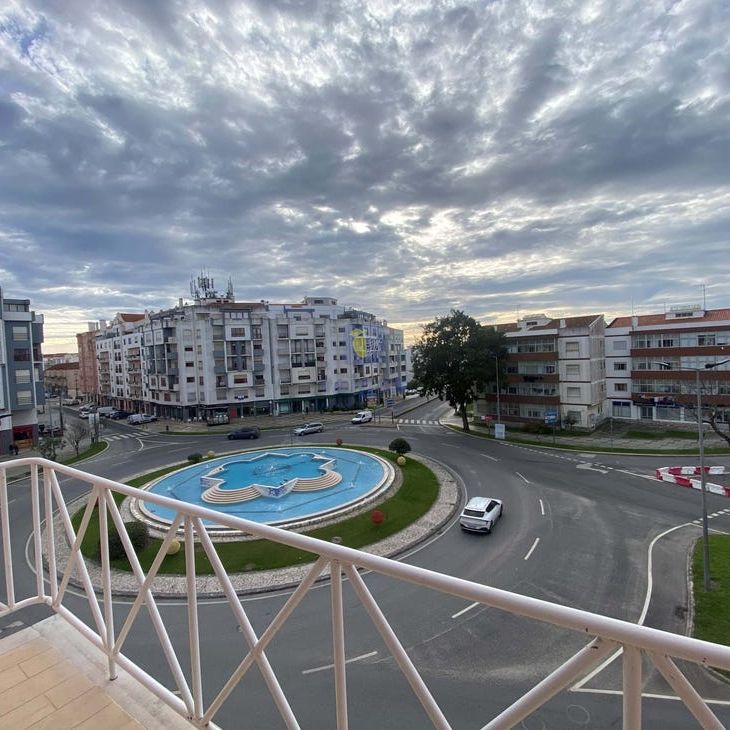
1 457 729 729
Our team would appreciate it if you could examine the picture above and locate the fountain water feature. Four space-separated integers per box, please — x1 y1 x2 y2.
134 447 394 535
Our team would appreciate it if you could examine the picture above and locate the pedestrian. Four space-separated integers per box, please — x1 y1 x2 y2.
13 443 19 456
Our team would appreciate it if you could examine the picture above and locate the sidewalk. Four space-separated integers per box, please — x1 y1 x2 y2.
440 413 730 455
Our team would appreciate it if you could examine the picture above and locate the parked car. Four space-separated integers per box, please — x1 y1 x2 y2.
62 398 80 406
227 427 261 440
293 422 324 436
459 497 504 533
351 410 373 424
39 424 63 437
96 406 116 417
78 408 93 419
128 413 157 425
108 409 132 420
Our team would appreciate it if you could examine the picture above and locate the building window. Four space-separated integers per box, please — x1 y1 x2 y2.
612 401 631 418
566 410 582 424
614 383 628 392
566 364 580 377
565 341 579 354
15 369 31 384
186 377 195 383
231 327 246 337
613 362 627 371
12 326 28 341
567 386 581 399
613 340 628 351
14 349 30 362
16 390 33 405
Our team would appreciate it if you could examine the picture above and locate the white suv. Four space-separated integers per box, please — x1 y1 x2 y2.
459 497 504 533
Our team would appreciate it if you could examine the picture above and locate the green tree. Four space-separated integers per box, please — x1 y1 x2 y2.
388 438 411 456
413 310 507 432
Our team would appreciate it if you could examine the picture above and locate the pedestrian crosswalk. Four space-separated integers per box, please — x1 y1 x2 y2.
104 432 150 441
396 419 441 426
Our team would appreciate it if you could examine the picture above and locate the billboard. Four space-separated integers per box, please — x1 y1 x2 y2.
351 324 383 365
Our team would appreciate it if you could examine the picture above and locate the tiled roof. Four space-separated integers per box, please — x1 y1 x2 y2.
490 315 602 332
45 362 79 371
607 308 730 328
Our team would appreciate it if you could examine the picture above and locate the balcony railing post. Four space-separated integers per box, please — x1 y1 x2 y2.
30 464 44 598
184 517 204 722
43 467 58 603
622 646 641 729
331 559 348 730
98 486 117 680
0 464 14 610
649 652 725 729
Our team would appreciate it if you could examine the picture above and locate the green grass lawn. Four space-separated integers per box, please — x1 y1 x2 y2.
692 535 730 659
72 447 440 574
62 441 108 465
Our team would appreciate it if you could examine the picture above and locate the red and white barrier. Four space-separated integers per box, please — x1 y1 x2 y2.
655 466 730 498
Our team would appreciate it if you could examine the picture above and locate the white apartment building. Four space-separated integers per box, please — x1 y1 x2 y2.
94 286 406 420
606 305 730 424
476 313 606 430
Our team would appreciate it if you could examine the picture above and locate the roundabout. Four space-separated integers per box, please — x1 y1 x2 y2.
135 446 394 534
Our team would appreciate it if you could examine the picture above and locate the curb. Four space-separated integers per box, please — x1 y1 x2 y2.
655 466 730 497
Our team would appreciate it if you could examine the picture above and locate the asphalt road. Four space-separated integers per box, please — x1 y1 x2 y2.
3 401 730 728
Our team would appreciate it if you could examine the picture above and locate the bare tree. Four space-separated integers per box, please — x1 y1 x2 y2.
65 421 90 457
679 378 730 448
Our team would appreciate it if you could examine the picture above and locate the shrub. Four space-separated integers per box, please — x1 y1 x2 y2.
188 453 203 463
106 520 149 561
388 438 411 456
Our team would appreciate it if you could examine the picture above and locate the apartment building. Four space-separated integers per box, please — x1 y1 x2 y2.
475 313 606 430
606 305 730 424
91 285 405 420
76 327 99 402
44 362 81 398
0 289 45 452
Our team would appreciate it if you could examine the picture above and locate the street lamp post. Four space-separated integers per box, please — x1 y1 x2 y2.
494 355 501 425
656 358 730 592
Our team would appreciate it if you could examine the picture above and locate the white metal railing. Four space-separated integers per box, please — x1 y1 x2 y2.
2 457 730 729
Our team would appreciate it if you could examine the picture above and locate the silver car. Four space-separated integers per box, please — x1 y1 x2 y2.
294 422 324 436
459 496 504 533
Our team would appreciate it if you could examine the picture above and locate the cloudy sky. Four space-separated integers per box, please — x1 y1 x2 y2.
2 0 729 351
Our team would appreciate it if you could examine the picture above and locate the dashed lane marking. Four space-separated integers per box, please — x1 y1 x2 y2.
302 651 378 675
451 602 480 619
524 538 540 561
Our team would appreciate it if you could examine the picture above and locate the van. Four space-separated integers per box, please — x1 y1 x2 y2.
96 406 116 417
351 410 373 424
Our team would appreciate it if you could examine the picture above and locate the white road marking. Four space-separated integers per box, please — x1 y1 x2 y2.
524 538 540 561
576 463 609 475
573 522 693 690
302 650 378 675
571 686 730 706
515 472 529 484
480 454 499 462
451 602 480 619
539 499 545 516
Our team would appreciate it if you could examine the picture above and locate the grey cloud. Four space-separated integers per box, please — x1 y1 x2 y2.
1 0 729 344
